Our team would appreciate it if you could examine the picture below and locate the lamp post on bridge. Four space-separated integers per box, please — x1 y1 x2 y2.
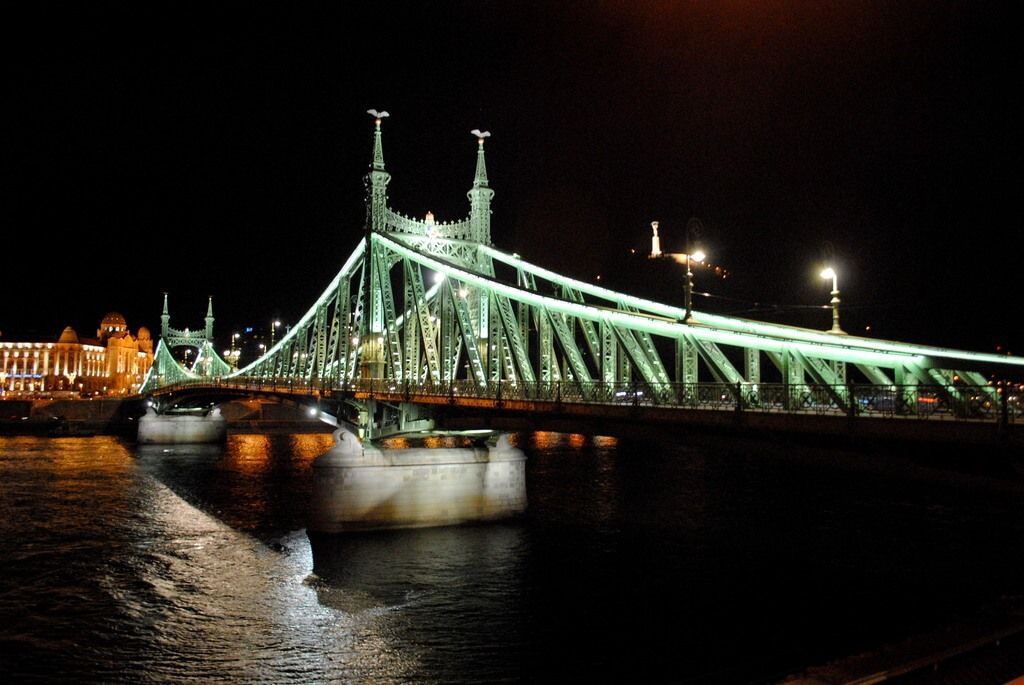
270 320 281 349
683 249 706 322
224 332 241 369
820 267 845 334
683 218 706 323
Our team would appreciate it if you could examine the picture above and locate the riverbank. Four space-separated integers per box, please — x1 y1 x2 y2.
0 398 333 437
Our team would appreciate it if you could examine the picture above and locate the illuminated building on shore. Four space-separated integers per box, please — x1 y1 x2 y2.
0 312 154 396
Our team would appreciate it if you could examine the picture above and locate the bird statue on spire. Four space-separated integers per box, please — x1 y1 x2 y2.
367 109 390 124
471 129 491 144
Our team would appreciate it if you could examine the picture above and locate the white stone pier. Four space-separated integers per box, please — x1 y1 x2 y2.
310 427 527 532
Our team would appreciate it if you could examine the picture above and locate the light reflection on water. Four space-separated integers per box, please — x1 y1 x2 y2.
96 482 417 684
2 432 1024 684
0 436 420 683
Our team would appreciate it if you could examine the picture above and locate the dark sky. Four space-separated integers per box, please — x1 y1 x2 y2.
5 1 1021 355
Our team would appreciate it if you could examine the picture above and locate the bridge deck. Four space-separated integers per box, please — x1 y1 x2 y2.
150 378 1022 448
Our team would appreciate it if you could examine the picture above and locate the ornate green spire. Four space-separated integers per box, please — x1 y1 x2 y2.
205 296 214 338
473 130 490 187
468 129 494 244
161 292 170 338
365 109 392 232
371 112 386 170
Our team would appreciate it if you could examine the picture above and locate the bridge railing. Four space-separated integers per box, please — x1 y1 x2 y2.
152 376 1023 424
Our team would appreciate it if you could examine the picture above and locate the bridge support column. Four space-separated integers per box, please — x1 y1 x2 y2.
617 342 631 384
676 338 698 402
831 360 847 387
359 334 386 380
744 348 760 406
599 321 616 384
137 406 227 444
744 348 760 385
782 351 805 411
538 311 554 382
895 365 918 415
310 427 527 532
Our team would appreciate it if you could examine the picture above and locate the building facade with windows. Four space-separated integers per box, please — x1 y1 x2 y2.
0 312 153 396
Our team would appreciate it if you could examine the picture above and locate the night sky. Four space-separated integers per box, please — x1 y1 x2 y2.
6 2 1021 356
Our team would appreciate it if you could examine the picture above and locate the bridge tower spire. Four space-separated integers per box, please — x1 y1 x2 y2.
161 292 170 339
364 109 391 233
205 296 214 339
468 129 494 245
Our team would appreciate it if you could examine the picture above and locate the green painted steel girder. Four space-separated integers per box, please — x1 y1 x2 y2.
382 234 932 370
479 244 1023 373
141 339 199 393
234 239 366 377
143 116 1022 404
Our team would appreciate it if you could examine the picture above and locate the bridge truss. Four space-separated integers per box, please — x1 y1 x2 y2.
142 294 232 391
144 116 1024 431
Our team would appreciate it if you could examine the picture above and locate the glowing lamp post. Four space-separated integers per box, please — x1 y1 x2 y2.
820 267 845 334
270 320 281 348
228 332 241 369
681 218 707 322
683 249 706 322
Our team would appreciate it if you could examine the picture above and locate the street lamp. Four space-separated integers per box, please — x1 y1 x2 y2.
820 267 845 334
270 320 281 348
227 332 241 369
682 218 707 322
683 249 706 322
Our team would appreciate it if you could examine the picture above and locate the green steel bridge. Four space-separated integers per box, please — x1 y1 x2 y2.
142 113 1024 442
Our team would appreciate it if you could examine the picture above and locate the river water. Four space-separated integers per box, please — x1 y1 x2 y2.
1 431 1022 683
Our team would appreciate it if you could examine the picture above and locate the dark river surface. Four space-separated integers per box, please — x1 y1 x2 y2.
1 430 1022 683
